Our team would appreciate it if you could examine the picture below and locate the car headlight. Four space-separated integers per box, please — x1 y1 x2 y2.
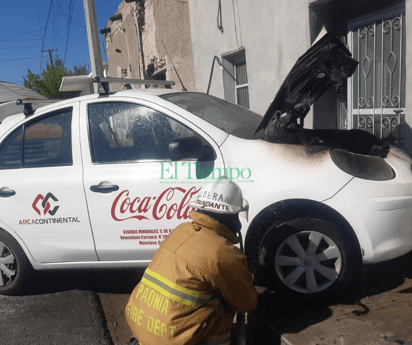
331 149 395 181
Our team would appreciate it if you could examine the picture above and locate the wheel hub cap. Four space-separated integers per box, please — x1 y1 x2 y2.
303 258 312 266
0 241 16 287
274 230 343 294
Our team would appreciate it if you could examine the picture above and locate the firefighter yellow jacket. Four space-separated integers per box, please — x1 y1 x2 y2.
125 211 258 345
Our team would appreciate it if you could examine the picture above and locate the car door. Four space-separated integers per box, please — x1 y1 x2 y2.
80 98 225 261
0 103 98 263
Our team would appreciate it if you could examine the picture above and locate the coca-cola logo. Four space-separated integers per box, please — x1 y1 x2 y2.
111 186 200 222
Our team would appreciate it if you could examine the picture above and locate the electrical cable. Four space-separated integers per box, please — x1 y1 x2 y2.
59 8 86 28
161 40 187 91
52 1 57 49
37 0 42 42
206 56 236 95
2 41 88 51
0 38 42 42
232 0 240 49
0 30 41 38
0 57 43 62
64 0 75 64
40 0 54 72
217 0 224 32
235 0 243 47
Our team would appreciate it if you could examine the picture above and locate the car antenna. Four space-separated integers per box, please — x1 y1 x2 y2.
161 40 187 91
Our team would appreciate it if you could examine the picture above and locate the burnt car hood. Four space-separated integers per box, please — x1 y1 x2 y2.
255 32 358 135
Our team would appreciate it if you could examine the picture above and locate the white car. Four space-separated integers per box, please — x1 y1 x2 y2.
1 33 412 300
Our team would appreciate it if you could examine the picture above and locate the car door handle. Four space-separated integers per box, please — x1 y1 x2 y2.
90 181 119 194
0 187 16 198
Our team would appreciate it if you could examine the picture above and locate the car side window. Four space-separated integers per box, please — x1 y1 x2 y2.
0 108 73 169
88 102 210 164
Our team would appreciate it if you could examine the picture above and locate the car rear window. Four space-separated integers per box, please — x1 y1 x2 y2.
160 92 263 139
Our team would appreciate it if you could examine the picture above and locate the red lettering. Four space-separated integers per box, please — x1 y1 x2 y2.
120 197 131 214
166 203 178 220
130 197 141 213
111 187 201 222
153 188 181 220
177 186 199 219
111 190 149 221
138 197 152 213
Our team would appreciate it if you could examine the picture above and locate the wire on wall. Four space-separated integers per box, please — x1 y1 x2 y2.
232 0 241 49
217 0 224 33
235 0 243 47
207 56 236 94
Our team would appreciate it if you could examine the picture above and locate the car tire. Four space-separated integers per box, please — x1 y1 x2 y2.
259 218 361 300
0 229 32 295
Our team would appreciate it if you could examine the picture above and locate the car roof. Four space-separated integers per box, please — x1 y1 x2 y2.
8 88 185 118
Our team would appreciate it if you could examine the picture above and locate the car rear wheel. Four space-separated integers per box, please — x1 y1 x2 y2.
0 229 32 295
260 218 361 300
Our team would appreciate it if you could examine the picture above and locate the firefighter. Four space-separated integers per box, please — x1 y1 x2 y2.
125 177 258 345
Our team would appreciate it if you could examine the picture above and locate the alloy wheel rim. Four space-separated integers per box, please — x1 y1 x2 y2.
0 241 16 287
274 230 342 294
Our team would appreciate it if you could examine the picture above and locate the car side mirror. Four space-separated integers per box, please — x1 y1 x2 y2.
168 137 206 161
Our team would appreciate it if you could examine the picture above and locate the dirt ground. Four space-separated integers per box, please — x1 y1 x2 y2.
98 251 412 345
265 251 412 345
99 293 134 345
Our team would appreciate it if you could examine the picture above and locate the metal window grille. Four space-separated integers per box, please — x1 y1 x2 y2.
346 8 406 147
234 57 249 109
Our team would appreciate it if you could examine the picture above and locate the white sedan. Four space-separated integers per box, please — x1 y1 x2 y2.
1 33 412 300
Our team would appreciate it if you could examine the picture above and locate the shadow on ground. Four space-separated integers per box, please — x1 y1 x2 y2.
20 250 412 345
249 250 412 344
25 267 145 295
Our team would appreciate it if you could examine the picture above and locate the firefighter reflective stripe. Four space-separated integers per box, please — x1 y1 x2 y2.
142 268 212 308
198 334 231 345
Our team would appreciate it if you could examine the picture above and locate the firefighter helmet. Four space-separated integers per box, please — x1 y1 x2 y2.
189 177 245 214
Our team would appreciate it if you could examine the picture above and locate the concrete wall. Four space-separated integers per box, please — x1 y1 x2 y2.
188 0 312 120
103 0 196 91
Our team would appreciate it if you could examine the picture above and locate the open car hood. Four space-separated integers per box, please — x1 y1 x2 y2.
255 31 358 135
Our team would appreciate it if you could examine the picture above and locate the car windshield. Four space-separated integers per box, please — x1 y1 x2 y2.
160 92 263 139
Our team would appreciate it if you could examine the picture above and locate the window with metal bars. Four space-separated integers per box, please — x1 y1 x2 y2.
344 6 406 147
222 50 250 109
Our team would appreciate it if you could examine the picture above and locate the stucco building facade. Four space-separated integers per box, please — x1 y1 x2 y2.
102 0 195 92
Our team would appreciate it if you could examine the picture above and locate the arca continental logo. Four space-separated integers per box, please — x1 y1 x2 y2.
32 193 60 216
19 193 80 226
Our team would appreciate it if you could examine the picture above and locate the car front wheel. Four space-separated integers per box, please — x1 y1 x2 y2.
0 229 32 295
260 218 361 300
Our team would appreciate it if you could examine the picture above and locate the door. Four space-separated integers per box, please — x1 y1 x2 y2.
0 104 98 263
80 99 225 261
346 6 406 147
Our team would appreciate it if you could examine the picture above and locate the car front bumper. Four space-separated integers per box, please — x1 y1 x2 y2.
323 148 412 264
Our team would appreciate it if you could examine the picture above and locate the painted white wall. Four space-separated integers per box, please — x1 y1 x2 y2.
188 0 311 117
